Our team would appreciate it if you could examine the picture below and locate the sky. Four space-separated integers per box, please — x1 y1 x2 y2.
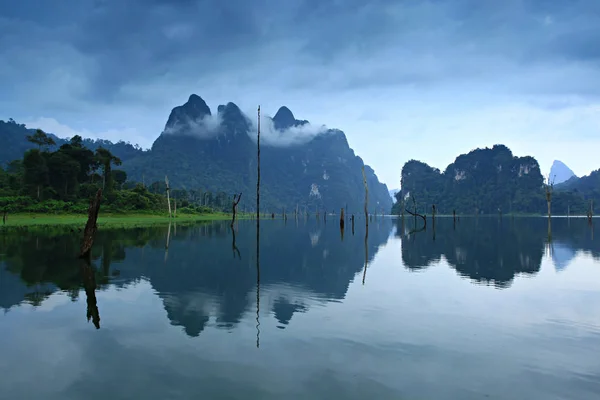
1 0 599 188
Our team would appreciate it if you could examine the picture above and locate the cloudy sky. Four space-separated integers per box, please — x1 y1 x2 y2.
1 0 599 187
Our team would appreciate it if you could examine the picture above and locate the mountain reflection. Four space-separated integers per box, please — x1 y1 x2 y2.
0 219 393 337
396 217 598 288
1 218 596 335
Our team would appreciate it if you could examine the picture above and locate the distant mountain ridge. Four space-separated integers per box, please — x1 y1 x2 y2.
125 94 391 213
0 119 144 166
549 160 576 184
391 145 597 216
0 95 392 214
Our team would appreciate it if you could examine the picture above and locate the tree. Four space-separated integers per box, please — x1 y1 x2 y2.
95 147 122 192
23 149 49 199
112 170 127 190
26 129 56 151
59 142 97 184
70 135 84 148
47 151 80 199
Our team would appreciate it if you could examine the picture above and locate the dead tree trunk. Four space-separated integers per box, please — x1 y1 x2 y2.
165 176 172 218
545 175 554 219
231 193 242 227
406 196 426 229
362 167 369 228
340 207 345 230
79 188 102 260
351 214 355 235
256 106 261 225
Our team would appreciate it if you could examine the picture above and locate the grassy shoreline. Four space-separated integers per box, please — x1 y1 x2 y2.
0 212 240 228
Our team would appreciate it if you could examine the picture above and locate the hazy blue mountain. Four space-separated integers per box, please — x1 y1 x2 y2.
549 160 576 184
124 94 392 214
0 119 145 166
1 95 391 213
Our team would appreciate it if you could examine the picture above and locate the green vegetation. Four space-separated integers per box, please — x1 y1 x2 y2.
0 93 393 216
392 145 598 216
0 212 236 228
0 125 251 222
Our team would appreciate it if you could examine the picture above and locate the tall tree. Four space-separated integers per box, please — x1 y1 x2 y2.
47 151 80 199
23 149 49 199
95 147 122 192
59 140 97 184
26 129 56 151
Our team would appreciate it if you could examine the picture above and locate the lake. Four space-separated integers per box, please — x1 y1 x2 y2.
0 216 599 399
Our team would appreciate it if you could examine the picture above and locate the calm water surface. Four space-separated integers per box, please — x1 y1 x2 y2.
0 217 599 399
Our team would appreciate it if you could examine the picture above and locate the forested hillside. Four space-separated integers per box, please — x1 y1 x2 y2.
1 95 391 215
392 145 597 216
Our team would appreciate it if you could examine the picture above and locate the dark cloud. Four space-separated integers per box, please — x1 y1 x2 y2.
2 0 600 186
2 0 599 111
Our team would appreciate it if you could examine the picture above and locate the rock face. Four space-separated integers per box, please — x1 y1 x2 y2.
124 94 392 214
392 145 545 215
549 160 576 185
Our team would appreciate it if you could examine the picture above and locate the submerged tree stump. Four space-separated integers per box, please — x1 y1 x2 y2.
230 193 242 227
79 189 102 260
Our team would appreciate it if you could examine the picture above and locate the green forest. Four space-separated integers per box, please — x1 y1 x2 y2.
391 145 598 216
0 129 239 216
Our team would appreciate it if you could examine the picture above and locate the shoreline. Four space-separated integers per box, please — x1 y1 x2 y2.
0 212 243 228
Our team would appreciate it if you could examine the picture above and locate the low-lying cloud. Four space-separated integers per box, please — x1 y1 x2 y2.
249 112 329 147
163 108 330 147
162 114 223 138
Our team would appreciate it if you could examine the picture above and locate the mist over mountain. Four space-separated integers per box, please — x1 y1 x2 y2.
549 160 576 185
1 95 391 214
123 94 392 214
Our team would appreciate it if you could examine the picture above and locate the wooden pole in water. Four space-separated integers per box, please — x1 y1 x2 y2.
545 175 554 219
165 175 172 218
340 207 345 230
256 106 261 224
362 167 369 229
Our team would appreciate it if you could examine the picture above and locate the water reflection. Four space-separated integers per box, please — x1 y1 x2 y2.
396 217 599 288
1 217 597 335
0 220 392 336
1 217 599 400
